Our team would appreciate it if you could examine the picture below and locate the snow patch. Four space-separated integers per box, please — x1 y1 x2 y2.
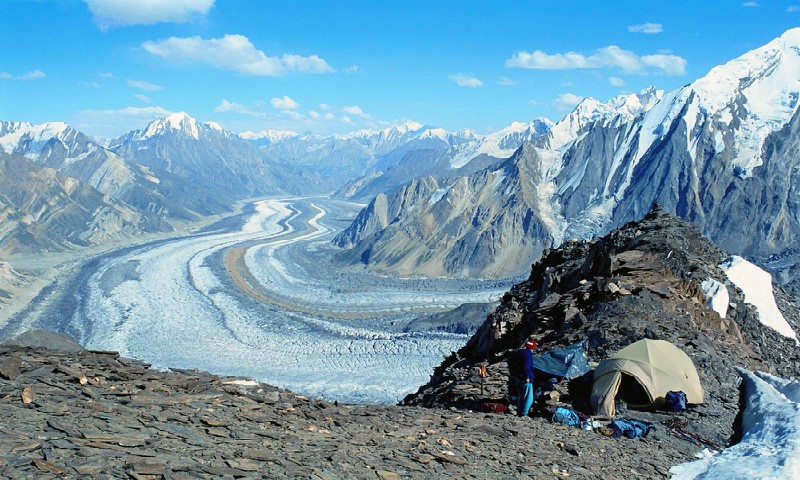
670 369 800 479
428 186 451 205
720 255 798 345
701 278 729 319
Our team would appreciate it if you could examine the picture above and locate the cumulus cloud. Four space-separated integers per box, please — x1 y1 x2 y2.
553 93 585 112
142 34 334 76
214 99 265 117
271 96 300 110
506 45 686 76
0 70 46 80
628 23 663 34
343 65 360 74
127 79 163 91
609 76 626 87
342 105 368 117
448 73 483 88
85 0 214 30
309 110 335 121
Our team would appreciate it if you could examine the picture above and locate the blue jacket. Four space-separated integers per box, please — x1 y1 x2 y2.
512 348 535 382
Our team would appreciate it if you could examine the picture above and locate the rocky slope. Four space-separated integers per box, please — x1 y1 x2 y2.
336 29 800 284
0 334 727 479
402 208 800 450
334 143 562 278
0 152 168 255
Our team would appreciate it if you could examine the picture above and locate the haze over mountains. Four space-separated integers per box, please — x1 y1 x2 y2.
2 28 800 293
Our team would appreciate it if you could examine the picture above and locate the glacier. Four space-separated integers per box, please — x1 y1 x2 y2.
5 197 507 404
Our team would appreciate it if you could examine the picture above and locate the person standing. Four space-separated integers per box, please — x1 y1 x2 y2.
512 338 538 416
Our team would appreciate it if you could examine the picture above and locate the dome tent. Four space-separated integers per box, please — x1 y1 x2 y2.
591 339 704 417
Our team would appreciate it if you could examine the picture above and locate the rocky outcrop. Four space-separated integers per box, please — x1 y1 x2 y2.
402 209 800 448
0 334 726 479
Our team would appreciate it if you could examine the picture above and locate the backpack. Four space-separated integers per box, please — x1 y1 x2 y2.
665 391 688 412
552 407 581 427
609 418 656 439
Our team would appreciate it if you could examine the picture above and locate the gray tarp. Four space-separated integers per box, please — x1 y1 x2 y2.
531 340 590 379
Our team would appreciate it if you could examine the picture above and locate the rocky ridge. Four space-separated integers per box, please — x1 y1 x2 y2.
1 338 715 479
402 208 800 450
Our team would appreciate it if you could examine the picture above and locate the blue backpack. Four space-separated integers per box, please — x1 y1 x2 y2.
552 407 581 427
665 391 688 412
610 418 655 438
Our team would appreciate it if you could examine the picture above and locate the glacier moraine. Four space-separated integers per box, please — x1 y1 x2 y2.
2 197 509 403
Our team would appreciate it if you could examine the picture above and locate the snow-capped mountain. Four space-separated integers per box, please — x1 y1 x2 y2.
245 121 478 192
0 120 103 169
239 129 300 145
0 117 249 254
448 118 553 169
336 28 800 282
109 112 314 197
335 119 553 201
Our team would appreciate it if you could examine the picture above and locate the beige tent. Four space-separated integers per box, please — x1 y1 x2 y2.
591 339 704 417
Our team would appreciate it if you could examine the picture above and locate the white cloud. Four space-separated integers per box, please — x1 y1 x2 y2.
553 93 585 112
81 81 103 89
448 73 483 88
133 94 152 103
319 103 331 111
342 105 367 117
99 71 115 79
344 65 360 74
271 96 300 110
506 45 686 76
628 23 663 34
498 76 520 86
214 99 265 117
787 4 800 11
742 1 761 6
640 54 686 76
142 34 334 76
127 79 163 91
85 0 214 30
341 115 354 124
609 76 626 86
1 70 46 80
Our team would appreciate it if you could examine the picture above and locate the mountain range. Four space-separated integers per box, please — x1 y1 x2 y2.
3 28 800 292
335 28 800 287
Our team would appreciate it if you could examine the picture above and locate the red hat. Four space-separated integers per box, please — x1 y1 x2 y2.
525 339 538 350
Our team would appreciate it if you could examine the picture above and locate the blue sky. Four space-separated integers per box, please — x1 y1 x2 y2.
1 0 798 139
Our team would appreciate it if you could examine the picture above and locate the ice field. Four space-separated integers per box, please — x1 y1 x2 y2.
10 198 508 403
